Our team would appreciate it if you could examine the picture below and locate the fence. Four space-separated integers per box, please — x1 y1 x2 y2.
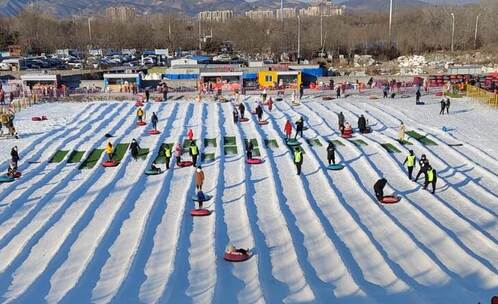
467 85 498 106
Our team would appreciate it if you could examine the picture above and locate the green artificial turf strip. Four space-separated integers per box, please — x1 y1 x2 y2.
111 143 130 161
224 136 236 146
202 153 216 163
264 139 279 149
306 138 322 147
79 149 104 169
49 150 69 163
183 139 197 149
204 138 217 147
244 138 259 147
381 143 401 153
67 151 85 163
350 139 368 146
224 146 238 155
137 148 150 160
406 130 437 145
330 140 345 146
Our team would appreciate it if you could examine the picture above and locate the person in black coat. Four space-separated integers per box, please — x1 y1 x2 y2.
415 89 421 104
358 115 367 133
326 142 336 165
145 89 150 102
11 146 19 167
415 154 429 181
338 112 345 129
130 139 141 161
238 103 245 119
294 117 304 139
255 104 263 121
246 141 253 160
336 86 341 98
423 166 437 194
233 108 239 123
374 178 388 201
299 84 304 99
445 98 451 114
151 112 159 130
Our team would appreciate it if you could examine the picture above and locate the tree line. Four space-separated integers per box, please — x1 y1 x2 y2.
0 0 497 60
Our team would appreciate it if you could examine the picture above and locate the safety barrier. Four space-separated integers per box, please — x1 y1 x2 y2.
467 85 498 106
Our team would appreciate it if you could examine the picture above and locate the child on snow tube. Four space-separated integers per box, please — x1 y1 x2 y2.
7 159 17 177
226 244 249 256
196 190 206 208
150 162 161 173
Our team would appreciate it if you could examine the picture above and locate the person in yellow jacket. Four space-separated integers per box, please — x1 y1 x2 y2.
137 107 145 122
105 141 113 161
402 150 416 180
423 166 437 194
294 146 303 175
163 144 172 170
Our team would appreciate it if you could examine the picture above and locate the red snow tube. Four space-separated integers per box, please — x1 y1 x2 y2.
102 160 119 167
323 96 334 101
137 121 147 126
381 195 401 204
435 92 443 96
341 133 352 139
32 116 42 121
224 251 251 262
240 117 249 123
491 296 498 304
259 120 269 126
246 158 263 165
135 101 144 107
191 209 212 216
178 161 193 168
13 172 22 178
148 129 160 135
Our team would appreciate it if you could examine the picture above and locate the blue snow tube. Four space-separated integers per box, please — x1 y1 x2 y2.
191 194 213 202
0 176 15 183
286 139 301 146
327 164 344 171
145 169 163 175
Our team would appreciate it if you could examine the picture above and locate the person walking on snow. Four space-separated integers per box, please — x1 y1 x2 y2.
256 104 263 122
267 97 273 112
238 103 246 119
336 86 341 98
358 114 369 133
294 146 303 175
233 108 239 123
11 146 19 169
175 142 183 165
151 112 158 130
403 150 416 180
445 98 451 114
137 107 145 123
295 117 304 139
246 141 254 160
187 128 194 141
189 141 199 166
398 122 406 143
338 112 345 129
327 141 336 165
163 144 172 170
145 88 150 102
415 89 421 104
130 138 141 161
105 141 113 161
299 84 304 100
415 154 429 181
439 99 446 115
195 166 205 191
423 166 437 194
374 178 388 201
284 120 293 140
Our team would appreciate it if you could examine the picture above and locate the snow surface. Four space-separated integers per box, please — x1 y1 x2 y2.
0 95 496 304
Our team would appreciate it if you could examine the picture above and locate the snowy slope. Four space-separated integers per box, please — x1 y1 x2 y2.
0 96 496 303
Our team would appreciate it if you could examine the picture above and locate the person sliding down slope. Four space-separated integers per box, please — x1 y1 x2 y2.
149 161 161 173
226 244 249 256
151 112 158 130
284 120 293 140
373 178 388 201
294 117 304 139
403 150 417 180
294 146 303 175
195 166 205 191
175 142 183 166
327 141 336 165
189 141 199 166
255 104 263 122
196 190 207 209
246 141 253 160
10 146 19 169
137 107 145 122
130 138 141 161
7 159 17 177
423 166 437 194
414 154 429 181
105 141 114 161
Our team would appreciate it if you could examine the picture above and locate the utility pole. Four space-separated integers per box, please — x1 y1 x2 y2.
388 0 393 45
474 14 479 49
198 17 202 51
320 15 323 49
297 15 301 60
88 17 92 43
450 13 455 52
281 0 284 21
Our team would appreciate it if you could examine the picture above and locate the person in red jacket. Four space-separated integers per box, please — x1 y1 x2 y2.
267 97 273 112
187 128 193 141
284 120 292 140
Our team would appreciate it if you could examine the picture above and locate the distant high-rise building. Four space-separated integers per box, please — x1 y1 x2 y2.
105 6 136 21
275 7 297 19
198 10 234 22
299 0 345 16
245 10 275 20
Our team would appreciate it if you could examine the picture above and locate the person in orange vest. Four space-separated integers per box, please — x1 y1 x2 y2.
284 120 292 140
187 128 194 141
267 97 273 112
